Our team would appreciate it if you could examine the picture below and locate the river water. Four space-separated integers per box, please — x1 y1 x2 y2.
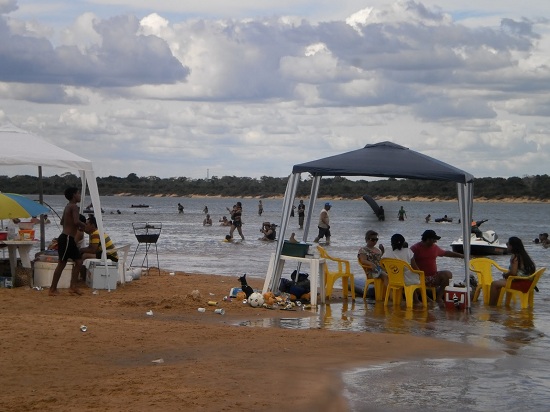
31 195 550 411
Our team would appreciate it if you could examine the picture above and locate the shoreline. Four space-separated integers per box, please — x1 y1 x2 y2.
0 271 499 411
111 193 550 204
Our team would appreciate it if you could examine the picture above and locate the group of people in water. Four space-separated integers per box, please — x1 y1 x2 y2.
182 200 307 243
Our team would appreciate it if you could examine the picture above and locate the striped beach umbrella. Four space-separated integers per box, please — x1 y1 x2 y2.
0 192 49 220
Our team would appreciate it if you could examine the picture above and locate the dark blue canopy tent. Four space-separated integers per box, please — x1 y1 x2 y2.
262 142 475 307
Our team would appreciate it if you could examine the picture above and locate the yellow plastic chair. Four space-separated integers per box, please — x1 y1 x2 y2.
357 258 385 301
497 267 545 309
317 246 355 301
380 258 429 309
469 258 507 305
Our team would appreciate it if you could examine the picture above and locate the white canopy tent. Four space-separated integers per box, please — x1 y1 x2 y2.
264 142 475 309
0 124 108 265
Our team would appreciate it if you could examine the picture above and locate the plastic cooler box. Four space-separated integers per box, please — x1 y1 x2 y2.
86 259 118 290
444 286 470 311
281 241 310 257
34 261 74 288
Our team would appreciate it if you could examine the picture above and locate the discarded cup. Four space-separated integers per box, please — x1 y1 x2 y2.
151 358 164 364
146 310 154 316
92 290 99 295
33 286 42 291
197 307 206 312
207 300 218 306
169 272 175 276
222 296 230 302
80 325 87 332
214 308 225 315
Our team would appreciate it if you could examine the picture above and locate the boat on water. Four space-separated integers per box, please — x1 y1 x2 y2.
450 230 508 255
435 215 453 223
131 204 150 208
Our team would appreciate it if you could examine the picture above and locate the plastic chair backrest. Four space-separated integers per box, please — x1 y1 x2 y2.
380 258 407 285
500 267 545 308
470 258 507 285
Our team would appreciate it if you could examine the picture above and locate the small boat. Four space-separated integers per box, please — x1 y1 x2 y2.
450 231 508 255
131 204 150 208
435 216 453 223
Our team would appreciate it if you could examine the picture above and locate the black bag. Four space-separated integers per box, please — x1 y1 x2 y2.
291 270 309 283
279 278 293 293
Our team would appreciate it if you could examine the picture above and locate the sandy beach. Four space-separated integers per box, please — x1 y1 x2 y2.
0 270 500 411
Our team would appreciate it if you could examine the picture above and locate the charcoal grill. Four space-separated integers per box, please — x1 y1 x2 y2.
130 222 161 273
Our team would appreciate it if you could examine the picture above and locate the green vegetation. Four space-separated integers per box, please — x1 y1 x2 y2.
1 173 549 200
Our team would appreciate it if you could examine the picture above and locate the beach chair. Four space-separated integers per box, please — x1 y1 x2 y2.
113 244 131 285
357 258 385 301
317 246 355 301
380 258 430 309
470 258 507 305
497 267 545 309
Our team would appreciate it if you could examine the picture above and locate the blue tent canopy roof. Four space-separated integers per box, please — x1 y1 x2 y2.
292 141 474 184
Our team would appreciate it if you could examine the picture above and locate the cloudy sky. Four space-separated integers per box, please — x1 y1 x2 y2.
1 0 549 180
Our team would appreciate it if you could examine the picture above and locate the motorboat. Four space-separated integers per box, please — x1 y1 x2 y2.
435 216 453 223
450 230 508 255
131 204 150 208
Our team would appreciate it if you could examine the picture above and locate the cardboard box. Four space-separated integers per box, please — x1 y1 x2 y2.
86 259 118 290
281 241 310 257
33 261 74 288
444 286 470 311
18 229 35 240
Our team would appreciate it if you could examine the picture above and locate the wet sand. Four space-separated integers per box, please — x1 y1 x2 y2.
0 271 498 411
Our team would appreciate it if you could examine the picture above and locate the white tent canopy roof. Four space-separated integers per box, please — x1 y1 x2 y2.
0 124 110 275
0 124 93 171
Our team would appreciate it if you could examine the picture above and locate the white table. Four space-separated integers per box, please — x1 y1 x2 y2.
263 253 326 306
0 240 37 276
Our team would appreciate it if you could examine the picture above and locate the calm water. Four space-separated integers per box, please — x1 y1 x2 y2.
29 195 550 410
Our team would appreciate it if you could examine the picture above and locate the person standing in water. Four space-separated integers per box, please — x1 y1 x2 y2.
313 203 332 244
258 200 263 216
397 206 407 221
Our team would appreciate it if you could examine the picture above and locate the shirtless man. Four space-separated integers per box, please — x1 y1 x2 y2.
49 187 86 296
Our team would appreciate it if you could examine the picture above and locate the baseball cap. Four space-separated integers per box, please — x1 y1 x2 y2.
422 229 441 240
324 202 332 208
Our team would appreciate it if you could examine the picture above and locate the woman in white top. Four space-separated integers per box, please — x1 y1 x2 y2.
383 233 420 286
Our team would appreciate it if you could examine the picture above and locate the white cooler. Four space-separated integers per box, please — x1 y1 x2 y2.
85 259 118 290
34 261 75 288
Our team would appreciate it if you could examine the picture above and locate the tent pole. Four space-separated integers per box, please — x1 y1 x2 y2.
458 183 473 313
303 175 320 242
38 166 45 251
265 174 299 292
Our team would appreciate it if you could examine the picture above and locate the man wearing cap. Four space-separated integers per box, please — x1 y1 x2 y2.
410 229 464 306
313 202 332 244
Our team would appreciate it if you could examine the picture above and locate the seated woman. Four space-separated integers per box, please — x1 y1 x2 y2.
219 216 231 226
489 236 536 306
384 233 422 304
358 229 388 288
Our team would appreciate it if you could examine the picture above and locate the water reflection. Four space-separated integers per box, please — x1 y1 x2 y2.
239 300 550 410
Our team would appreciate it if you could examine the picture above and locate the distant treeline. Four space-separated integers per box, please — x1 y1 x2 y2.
1 173 550 200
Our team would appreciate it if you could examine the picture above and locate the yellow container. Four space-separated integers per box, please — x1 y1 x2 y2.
19 229 35 240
